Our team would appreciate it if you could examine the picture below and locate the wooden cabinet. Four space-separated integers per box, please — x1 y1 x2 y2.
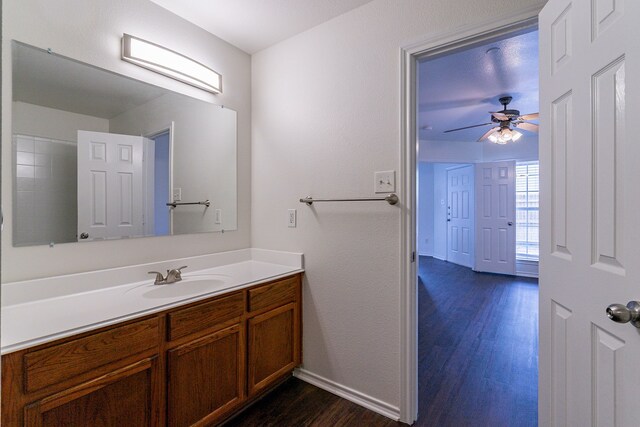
1 316 161 426
167 324 245 427
247 275 302 396
25 357 159 427
2 273 302 427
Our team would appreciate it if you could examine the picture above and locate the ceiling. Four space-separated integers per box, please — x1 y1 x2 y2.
149 0 375 54
418 29 539 142
13 43 169 119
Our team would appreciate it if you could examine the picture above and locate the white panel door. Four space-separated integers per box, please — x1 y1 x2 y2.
447 165 474 268
474 161 515 275
539 0 640 425
77 130 144 241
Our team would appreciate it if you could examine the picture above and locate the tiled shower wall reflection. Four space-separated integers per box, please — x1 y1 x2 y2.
13 135 77 246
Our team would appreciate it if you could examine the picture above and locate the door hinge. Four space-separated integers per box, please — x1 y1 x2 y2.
411 251 416 263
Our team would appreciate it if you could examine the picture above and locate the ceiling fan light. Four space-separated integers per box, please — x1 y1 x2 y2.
488 133 499 143
512 130 523 141
501 128 513 141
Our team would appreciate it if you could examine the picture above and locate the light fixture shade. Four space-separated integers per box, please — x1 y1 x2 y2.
121 34 222 94
512 130 523 141
488 128 523 144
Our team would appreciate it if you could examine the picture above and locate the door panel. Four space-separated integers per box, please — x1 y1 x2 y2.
167 324 245 427
24 358 157 427
446 165 474 268
247 303 299 396
539 0 640 425
77 130 144 241
475 161 515 274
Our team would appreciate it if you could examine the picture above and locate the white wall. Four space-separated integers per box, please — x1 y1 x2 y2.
417 162 434 256
482 135 539 162
2 0 251 282
110 93 238 234
419 135 539 163
12 102 109 141
251 0 545 414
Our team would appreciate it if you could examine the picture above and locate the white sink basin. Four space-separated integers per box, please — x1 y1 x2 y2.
142 275 227 299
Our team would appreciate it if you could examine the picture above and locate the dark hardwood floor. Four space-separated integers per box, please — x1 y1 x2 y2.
416 256 538 427
223 377 402 427
226 257 538 426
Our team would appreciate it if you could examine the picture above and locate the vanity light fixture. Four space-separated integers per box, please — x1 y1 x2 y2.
121 34 222 94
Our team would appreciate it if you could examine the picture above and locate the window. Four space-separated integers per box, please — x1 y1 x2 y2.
516 161 539 261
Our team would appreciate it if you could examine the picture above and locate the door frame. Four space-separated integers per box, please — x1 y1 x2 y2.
144 122 175 235
398 6 542 423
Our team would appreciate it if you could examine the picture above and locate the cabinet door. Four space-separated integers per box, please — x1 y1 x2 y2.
247 302 301 396
24 357 158 427
167 323 245 427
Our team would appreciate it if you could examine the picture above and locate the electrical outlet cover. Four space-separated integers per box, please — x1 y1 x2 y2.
374 170 395 193
288 209 297 228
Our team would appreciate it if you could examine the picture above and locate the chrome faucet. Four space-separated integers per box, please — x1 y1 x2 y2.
148 266 188 285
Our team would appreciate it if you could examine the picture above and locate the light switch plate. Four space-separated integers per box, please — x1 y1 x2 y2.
215 209 222 224
288 209 297 228
173 187 182 201
374 170 395 193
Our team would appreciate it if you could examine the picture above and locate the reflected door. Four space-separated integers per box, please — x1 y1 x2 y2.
474 161 515 275
77 130 144 241
539 0 640 425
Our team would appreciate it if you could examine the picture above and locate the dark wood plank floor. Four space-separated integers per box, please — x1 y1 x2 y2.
416 257 538 427
226 257 538 426
223 377 402 427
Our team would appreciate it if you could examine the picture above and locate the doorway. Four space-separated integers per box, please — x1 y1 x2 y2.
149 129 171 236
144 125 174 238
408 20 540 425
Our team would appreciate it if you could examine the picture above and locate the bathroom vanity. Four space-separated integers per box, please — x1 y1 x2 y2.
1 250 303 426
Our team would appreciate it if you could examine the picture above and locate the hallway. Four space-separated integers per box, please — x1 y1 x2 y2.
417 256 538 426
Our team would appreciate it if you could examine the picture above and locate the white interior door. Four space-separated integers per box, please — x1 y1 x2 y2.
447 165 474 268
539 0 640 425
77 130 144 241
474 161 515 275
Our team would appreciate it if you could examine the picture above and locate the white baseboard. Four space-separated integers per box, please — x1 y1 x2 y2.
293 368 400 421
516 259 539 278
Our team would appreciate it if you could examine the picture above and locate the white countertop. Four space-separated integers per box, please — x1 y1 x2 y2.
1 249 303 354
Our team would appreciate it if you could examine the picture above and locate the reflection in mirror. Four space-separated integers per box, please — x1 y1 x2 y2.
11 41 237 247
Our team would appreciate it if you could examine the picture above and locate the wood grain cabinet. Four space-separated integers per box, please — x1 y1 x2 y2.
2 273 302 427
247 276 302 396
25 357 159 427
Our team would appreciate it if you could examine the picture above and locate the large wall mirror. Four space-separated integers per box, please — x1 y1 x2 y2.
11 41 237 247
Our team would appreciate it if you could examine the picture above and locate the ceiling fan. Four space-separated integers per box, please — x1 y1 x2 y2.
443 96 539 144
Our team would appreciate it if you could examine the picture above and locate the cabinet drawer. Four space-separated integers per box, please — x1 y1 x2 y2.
248 276 298 312
167 292 244 341
24 318 159 393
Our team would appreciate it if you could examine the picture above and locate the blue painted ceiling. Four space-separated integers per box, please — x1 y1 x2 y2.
417 29 539 142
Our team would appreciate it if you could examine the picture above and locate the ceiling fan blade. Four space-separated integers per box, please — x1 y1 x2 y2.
443 122 494 133
490 112 509 121
477 126 500 142
518 112 539 121
515 122 539 133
